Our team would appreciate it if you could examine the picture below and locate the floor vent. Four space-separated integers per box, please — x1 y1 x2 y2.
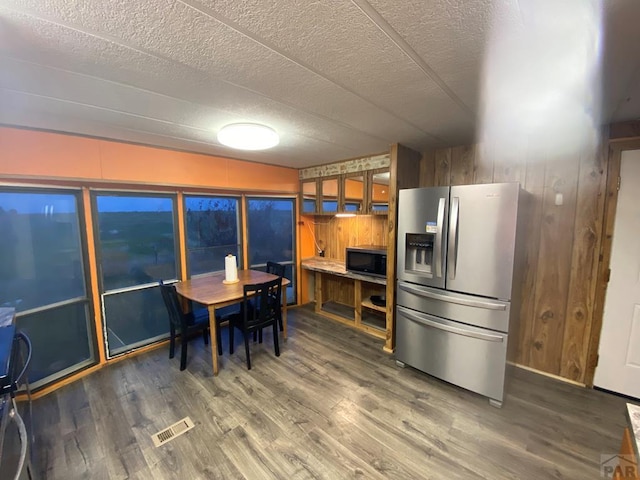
151 417 195 447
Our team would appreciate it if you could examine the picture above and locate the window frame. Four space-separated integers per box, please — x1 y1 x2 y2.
91 190 180 358
245 195 297 305
183 193 243 278
0 185 98 388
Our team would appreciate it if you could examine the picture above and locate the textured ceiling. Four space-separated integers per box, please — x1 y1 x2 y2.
0 0 639 169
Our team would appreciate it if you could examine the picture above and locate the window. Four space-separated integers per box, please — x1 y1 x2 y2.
247 198 296 304
184 196 241 276
0 189 95 386
93 193 178 356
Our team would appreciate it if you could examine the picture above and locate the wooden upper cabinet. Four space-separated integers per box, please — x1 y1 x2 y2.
301 179 319 214
320 177 340 214
342 173 365 214
299 153 391 216
369 168 390 214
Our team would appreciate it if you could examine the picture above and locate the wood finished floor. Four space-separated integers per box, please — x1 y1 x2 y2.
30 305 632 479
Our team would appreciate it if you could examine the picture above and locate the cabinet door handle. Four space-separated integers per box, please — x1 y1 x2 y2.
448 196 459 280
398 283 507 310
434 197 445 278
398 306 504 342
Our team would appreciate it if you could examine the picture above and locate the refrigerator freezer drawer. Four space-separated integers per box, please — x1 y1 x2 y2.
397 282 510 332
396 305 508 403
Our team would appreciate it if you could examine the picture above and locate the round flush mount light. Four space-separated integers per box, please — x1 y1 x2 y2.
217 123 279 150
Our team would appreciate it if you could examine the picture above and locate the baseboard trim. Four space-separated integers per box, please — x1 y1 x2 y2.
508 362 586 387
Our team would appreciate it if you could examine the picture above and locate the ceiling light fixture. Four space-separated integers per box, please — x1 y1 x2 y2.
217 123 279 150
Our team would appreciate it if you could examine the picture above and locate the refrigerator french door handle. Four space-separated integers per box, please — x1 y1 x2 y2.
398 306 504 342
435 197 445 278
398 283 507 310
448 196 459 280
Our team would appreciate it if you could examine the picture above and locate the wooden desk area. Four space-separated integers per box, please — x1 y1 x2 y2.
301 257 388 340
175 270 290 375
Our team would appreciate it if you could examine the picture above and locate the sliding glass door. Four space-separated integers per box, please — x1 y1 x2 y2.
0 189 95 387
93 193 178 356
246 197 296 304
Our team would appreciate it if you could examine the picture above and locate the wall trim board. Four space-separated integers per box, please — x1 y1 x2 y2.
509 362 585 388
0 174 297 195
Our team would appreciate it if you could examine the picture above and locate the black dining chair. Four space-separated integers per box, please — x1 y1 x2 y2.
159 281 220 371
266 261 285 332
228 277 282 370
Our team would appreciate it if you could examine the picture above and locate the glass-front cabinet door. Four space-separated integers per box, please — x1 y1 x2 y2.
370 168 390 214
301 179 318 214
321 177 339 214
343 173 365 213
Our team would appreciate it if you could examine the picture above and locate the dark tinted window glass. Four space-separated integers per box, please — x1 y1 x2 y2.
96 195 177 290
0 192 85 311
303 199 316 213
103 286 169 355
372 203 388 212
0 189 95 387
248 199 294 264
17 301 93 384
322 200 338 212
185 196 241 276
247 198 296 304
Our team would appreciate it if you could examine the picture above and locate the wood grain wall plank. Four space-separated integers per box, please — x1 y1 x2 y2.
323 276 354 307
560 136 608 382
357 215 372 246
493 143 526 184
515 149 547 365
434 148 452 186
419 151 436 187
474 143 494 185
529 153 580 375
372 217 388 247
450 145 475 185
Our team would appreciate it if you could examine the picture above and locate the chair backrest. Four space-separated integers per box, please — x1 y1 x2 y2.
242 277 282 328
266 261 285 278
159 281 185 329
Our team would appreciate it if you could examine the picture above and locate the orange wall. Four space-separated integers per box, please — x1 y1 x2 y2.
0 127 299 192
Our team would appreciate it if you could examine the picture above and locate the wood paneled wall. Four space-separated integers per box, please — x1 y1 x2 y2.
419 138 608 383
313 216 388 261
300 215 387 310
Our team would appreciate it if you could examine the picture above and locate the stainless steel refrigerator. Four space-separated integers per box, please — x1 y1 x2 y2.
395 183 525 407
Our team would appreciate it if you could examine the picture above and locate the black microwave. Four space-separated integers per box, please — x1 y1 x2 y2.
346 245 387 277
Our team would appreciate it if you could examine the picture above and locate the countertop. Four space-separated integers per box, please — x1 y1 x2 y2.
301 257 386 285
627 403 640 460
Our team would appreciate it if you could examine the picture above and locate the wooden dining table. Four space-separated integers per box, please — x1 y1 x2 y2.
175 269 290 375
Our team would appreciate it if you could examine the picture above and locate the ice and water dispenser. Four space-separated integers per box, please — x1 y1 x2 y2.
404 233 435 275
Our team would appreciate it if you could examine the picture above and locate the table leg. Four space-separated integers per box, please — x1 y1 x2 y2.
282 288 288 341
207 305 219 375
